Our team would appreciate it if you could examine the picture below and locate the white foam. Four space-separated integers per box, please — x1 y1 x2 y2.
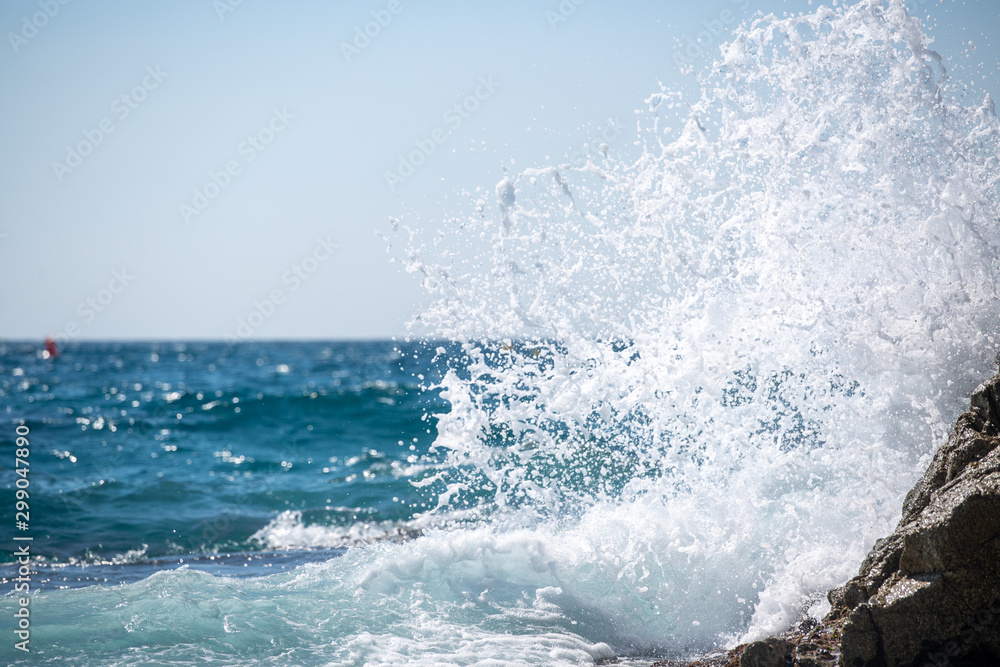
249 509 473 549
399 0 1000 651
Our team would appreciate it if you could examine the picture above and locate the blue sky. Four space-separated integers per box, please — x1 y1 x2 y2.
1 0 997 340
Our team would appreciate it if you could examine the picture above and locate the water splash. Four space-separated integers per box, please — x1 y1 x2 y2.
400 0 1000 646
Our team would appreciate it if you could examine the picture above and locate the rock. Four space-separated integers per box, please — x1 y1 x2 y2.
826 372 1000 667
739 638 791 666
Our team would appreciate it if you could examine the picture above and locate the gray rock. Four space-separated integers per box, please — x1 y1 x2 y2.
827 373 1000 667
739 637 791 667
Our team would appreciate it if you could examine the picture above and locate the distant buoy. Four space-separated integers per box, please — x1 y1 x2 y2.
44 336 59 359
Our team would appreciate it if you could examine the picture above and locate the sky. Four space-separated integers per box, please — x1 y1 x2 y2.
1 0 998 341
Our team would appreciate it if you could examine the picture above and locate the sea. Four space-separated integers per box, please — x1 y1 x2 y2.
4 1 1000 665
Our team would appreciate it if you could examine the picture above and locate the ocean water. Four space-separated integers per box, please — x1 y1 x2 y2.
0 343 451 649
5 1 1000 665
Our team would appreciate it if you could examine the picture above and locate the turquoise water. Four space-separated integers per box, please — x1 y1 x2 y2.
1 341 447 588
0 341 632 666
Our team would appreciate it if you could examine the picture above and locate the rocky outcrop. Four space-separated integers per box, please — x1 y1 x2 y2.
739 637 792 666
826 372 1000 667
651 371 1000 667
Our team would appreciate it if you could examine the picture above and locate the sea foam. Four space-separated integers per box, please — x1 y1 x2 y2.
397 0 1000 650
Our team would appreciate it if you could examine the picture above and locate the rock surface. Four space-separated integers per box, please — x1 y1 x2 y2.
826 372 1000 667
652 371 1000 667
738 637 792 666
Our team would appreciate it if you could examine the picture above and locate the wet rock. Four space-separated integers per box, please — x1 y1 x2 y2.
739 637 791 666
827 373 1000 667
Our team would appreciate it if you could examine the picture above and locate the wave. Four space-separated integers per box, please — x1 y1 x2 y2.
397 0 1000 647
